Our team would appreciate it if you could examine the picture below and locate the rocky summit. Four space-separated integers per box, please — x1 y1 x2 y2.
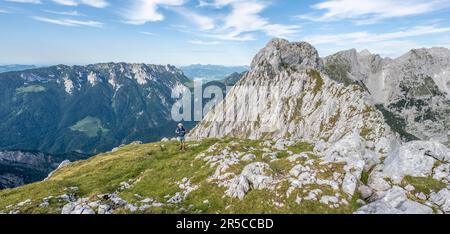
190 39 392 148
1 39 449 214
324 47 450 145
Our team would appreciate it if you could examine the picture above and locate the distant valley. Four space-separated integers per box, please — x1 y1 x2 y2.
180 64 248 82
0 65 37 73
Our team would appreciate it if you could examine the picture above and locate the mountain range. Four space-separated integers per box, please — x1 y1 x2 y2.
324 48 450 145
0 39 449 214
0 63 190 155
0 65 37 73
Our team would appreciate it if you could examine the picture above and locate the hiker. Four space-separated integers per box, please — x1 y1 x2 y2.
176 123 187 151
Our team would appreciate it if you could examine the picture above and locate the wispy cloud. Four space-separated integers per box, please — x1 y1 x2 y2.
299 0 450 25
5 0 41 4
44 10 84 16
121 0 299 41
122 0 187 25
52 0 108 8
173 7 215 31
197 0 300 41
304 25 450 44
32 16 103 27
304 25 450 57
139 31 156 35
0 9 11 13
188 39 220 45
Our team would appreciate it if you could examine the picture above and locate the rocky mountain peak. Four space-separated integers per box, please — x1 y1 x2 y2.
358 49 372 57
323 45 450 146
191 39 391 148
250 38 323 74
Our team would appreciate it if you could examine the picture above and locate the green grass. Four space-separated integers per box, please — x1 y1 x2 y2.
16 85 46 94
402 176 447 195
360 170 370 185
0 139 218 213
70 116 109 138
307 69 324 95
0 138 362 214
287 142 314 154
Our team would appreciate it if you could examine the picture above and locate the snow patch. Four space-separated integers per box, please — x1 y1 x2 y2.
63 76 74 94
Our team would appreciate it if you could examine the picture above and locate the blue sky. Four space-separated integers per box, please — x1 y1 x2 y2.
1 0 450 66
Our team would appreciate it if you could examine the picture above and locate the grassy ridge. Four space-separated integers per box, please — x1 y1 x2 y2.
0 138 362 214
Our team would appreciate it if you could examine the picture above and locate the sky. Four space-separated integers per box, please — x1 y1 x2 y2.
1 0 450 66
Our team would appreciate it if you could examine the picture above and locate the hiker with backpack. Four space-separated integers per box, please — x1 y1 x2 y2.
176 123 187 151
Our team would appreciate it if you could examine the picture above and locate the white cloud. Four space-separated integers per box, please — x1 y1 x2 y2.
121 0 298 41
52 0 108 8
44 10 83 16
304 25 450 58
304 25 450 44
33 16 103 27
0 9 11 13
197 0 237 8
122 0 187 25
188 39 220 45
52 0 77 6
174 8 215 30
198 0 300 41
139 31 156 35
300 0 450 24
5 0 41 3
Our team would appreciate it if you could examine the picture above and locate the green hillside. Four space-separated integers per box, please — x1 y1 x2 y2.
0 139 362 214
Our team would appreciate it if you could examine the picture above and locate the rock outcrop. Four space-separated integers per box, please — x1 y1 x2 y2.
324 48 450 146
190 39 392 148
355 186 434 214
189 39 450 214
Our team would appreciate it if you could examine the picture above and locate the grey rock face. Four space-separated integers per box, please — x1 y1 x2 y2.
225 162 273 199
62 199 95 214
190 39 391 148
241 154 256 161
429 188 450 213
355 186 433 214
250 38 323 74
324 48 450 146
358 185 373 200
382 141 450 183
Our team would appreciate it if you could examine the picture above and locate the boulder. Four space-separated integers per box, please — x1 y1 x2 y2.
98 204 111 214
225 162 273 199
382 141 450 183
241 154 256 161
367 165 392 192
355 186 433 214
429 188 450 213
61 199 95 215
358 185 373 200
